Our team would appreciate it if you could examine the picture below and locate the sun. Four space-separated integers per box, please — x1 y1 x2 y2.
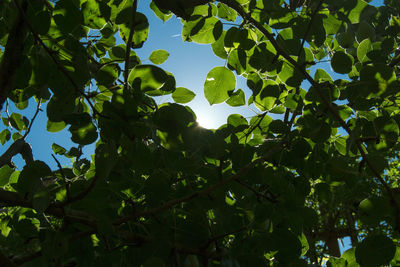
196 114 215 129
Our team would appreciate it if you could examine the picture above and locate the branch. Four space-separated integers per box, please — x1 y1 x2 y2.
22 99 41 139
114 141 284 226
0 0 28 111
0 188 97 228
124 0 138 91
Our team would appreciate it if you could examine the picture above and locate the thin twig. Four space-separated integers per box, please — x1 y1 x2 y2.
241 112 267 141
234 179 277 203
51 154 70 201
22 99 41 139
57 175 99 207
297 0 324 58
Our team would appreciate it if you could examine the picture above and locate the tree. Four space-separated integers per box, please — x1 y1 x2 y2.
0 0 400 265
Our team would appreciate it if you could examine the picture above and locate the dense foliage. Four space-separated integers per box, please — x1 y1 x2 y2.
0 0 400 265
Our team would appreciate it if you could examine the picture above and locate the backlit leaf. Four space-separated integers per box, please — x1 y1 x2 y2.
149 49 170 64
204 67 236 105
172 87 196 103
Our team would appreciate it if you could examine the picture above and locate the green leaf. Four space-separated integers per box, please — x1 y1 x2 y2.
118 12 149 48
51 143 67 155
69 121 98 145
182 16 223 44
269 120 288 134
314 68 333 83
47 120 66 133
150 1 172 22
337 31 355 48
82 0 108 29
47 94 76 122
16 161 52 194
323 14 342 35
226 89 245 107
270 229 302 264
355 235 396 267
227 48 247 75
33 190 51 213
211 31 228 59
276 28 301 56
299 233 309 256
97 64 120 86
217 3 237 22
12 132 23 141
342 248 358 266
27 2 51 35
356 21 375 41
331 51 353 74
53 0 84 34
9 113 28 132
0 129 11 145
204 66 236 105
149 49 170 64
328 257 347 267
128 64 168 92
95 142 118 180
254 80 280 111
172 87 196 103
0 165 13 186
347 0 369 23
227 114 247 127
357 39 373 63
358 196 390 226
